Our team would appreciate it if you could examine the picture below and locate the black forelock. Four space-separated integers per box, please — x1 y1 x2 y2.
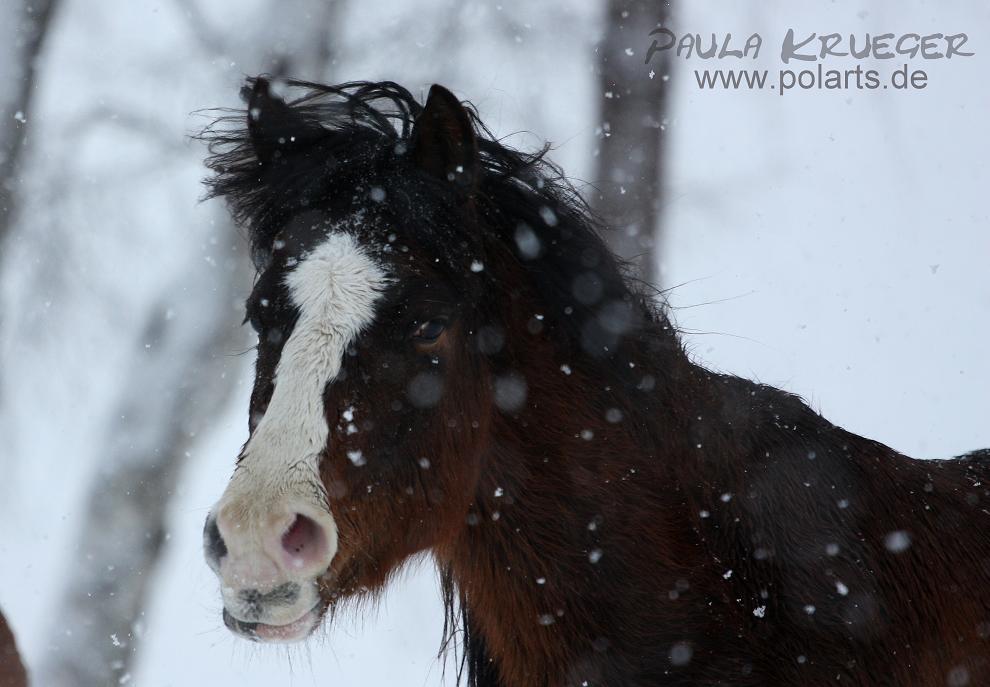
201 75 679 396
199 77 608 266
200 79 415 261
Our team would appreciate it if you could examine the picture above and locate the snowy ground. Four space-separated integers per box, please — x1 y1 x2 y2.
1 1 987 685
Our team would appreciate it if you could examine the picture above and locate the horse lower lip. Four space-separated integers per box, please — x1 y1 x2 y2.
253 606 321 643
224 604 323 643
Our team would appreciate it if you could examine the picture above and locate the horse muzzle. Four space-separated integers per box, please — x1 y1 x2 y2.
203 500 337 643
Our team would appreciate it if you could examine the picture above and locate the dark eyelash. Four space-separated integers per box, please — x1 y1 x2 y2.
243 310 264 334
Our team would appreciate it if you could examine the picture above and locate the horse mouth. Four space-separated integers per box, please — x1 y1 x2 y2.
223 601 326 643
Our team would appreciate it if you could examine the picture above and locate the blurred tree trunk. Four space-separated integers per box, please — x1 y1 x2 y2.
0 609 27 687
0 0 60 399
0 0 60 248
36 253 250 686
594 0 671 285
35 1 344 684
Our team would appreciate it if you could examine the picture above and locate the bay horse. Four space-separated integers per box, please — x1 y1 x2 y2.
0 609 27 687
200 76 990 686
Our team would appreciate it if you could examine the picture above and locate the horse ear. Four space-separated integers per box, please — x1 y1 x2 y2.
243 76 306 166
410 85 478 192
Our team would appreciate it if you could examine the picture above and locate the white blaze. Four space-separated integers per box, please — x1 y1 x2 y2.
215 230 387 591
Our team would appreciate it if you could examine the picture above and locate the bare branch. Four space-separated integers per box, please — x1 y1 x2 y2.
169 0 231 58
0 0 61 248
62 105 188 154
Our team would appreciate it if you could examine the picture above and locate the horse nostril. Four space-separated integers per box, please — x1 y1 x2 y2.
280 513 328 571
203 514 228 571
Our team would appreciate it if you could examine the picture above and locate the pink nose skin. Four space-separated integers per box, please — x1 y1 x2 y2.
204 506 337 635
279 513 332 574
211 510 334 584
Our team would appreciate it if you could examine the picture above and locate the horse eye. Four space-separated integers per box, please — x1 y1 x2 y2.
247 313 263 334
411 318 447 343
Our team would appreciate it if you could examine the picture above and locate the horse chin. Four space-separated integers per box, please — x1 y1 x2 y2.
223 600 327 644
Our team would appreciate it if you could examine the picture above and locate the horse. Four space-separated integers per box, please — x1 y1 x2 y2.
199 76 990 686
0 609 27 687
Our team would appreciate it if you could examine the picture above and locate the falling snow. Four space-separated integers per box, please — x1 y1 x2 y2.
0 2 984 686
884 530 911 553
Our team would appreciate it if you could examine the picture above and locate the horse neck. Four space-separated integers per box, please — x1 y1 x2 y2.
439 342 725 685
